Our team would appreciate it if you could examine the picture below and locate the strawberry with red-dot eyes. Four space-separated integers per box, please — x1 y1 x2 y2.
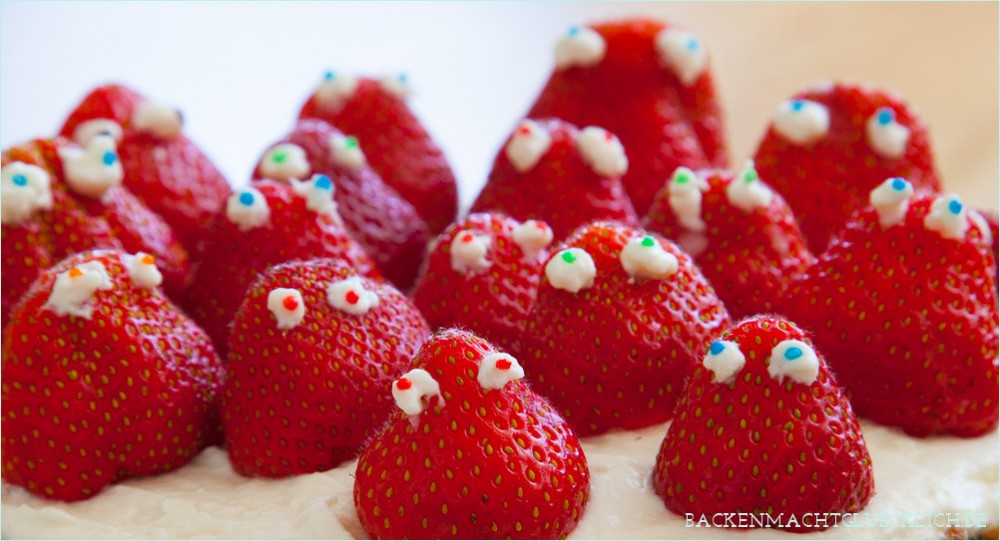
1 137 189 326
642 161 814 319
179 179 379 355
519 221 730 436
223 258 429 477
527 19 728 215
653 316 874 532
353 329 590 539
471 118 638 240
411 213 553 352
776 179 998 436
58 84 230 250
298 72 457 234
252 119 430 290
1 249 223 502
753 82 941 250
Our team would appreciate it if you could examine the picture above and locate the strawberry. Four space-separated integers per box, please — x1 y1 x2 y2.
753 82 941 251
776 179 998 436
179 179 379 355
1 249 223 501
642 162 814 319
223 258 430 477
252 119 430 290
977 208 998 288
411 213 553 352
519 221 730 436
299 73 457 234
354 329 590 539
2 137 189 326
653 316 874 532
59 83 231 249
527 18 728 215
470 118 638 240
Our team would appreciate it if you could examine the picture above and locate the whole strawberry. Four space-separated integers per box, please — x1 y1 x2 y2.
1 249 223 501
252 119 430 290
520 221 730 436
299 73 457 233
354 329 590 539
180 179 379 355
777 179 998 436
642 162 813 319
527 18 728 214
224 258 429 477
470 118 638 239
411 213 553 352
753 82 941 250
59 83 230 249
653 316 874 532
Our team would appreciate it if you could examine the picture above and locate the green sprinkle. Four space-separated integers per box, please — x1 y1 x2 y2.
641 236 656 247
675 173 690 184
345 136 359 149
272 151 287 164
743 167 759 184
561 251 577 264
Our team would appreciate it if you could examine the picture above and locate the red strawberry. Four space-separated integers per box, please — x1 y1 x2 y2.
519 221 730 436
1 249 223 501
527 18 728 214
777 180 998 436
299 73 457 234
753 82 941 251
2 137 189 326
411 213 553 352
354 329 590 539
252 119 430 290
470 118 638 239
653 316 874 532
59 84 230 249
179 179 379 355
977 208 998 288
223 258 430 477
642 162 813 319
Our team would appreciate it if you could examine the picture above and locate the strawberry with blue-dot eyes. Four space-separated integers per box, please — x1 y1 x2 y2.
252 119 430 290
519 220 730 436
753 82 941 251
653 316 874 532
59 84 230 250
179 179 379 356
527 18 728 215
299 72 458 234
776 179 998 437
1 137 189 326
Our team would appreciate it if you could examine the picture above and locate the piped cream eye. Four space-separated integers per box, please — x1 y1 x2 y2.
554 25 606 69
505 120 552 173
72 118 123 146
329 133 366 170
132 102 183 140
314 70 359 112
267 287 306 330
41 261 114 319
259 143 310 181
703 340 745 384
869 177 913 228
576 126 628 177
772 99 829 145
767 339 820 385
655 28 707 86
392 369 442 416
225 187 270 231
290 174 338 216
667 167 709 232
511 219 553 259
619 235 678 280
380 72 412 99
57 135 124 200
1 161 53 226
924 193 970 240
477 352 525 392
450 230 491 274
866 106 910 159
545 248 597 293
726 160 773 212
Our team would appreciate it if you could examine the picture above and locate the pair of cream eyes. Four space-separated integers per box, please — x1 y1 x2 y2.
704 338 820 386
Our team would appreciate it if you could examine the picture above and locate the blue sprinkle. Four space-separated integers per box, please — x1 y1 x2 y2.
102 151 117 166
890 177 908 191
11 174 27 187
568 26 580 37
948 199 963 215
399 72 408 83
709 341 725 355
790 100 805 112
877 108 894 125
687 37 699 52
314 175 333 190
238 192 255 206
324 70 335 81
784 347 804 361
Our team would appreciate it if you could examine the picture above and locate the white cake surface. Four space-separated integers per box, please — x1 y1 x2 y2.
3 421 996 540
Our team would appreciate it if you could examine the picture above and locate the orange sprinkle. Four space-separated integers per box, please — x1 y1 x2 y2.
140 254 156 265
68 267 83 279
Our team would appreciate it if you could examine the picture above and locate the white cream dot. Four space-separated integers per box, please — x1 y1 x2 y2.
772 99 830 145
576 126 628 177
450 231 491 274
121 252 163 290
266 288 306 330
314 72 359 112
869 178 913 229
1 162 53 226
554 26 606 69
667 167 709 232
924 194 970 241
477 353 525 392
57 135 124 200
132 102 183 140
290 174 338 216
545 248 596 293
326 276 379 316
726 160 773 212
866 107 910 159
511 220 553 259
329 134 366 170
655 28 708 86
259 144 310 181
392 368 442 416
380 73 412 99
41 261 114 319
505 120 552 173
703 341 745 384
619 236 679 280
768 340 820 385
225 187 270 232
71 119 123 146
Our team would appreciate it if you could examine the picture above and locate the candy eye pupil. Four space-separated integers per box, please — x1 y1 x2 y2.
324 70 335 81
877 108 894 125
238 192 255 206
11 174 27 187
282 295 299 311
686 38 699 52
272 151 287 164
396 377 412 391
948 199 963 215
102 151 117 166
784 347 804 360
345 136 359 149
641 236 656 248
345 290 360 305
709 341 725 355
314 175 333 190
561 251 577 264
675 173 690 184
790 100 805 112
495 358 512 370
567 26 580 37
398 73 408 83
890 177 907 191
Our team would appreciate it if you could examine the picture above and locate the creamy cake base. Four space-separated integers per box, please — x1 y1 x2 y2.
3 422 997 539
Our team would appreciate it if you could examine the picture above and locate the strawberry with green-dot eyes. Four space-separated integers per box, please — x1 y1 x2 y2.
353 329 590 539
776 180 998 437
1 249 223 501
222 258 430 477
653 316 874 532
519 221 730 436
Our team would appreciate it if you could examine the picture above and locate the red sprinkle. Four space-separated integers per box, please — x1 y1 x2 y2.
495 358 512 370
345 290 360 305
282 295 299 311
535 221 548 230
517 124 532 135
461 232 475 243
396 377 412 391
604 131 613 141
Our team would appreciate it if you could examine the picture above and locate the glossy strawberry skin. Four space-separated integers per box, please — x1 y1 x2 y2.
642 168 814 319
979 208 998 288
300 77 458 234
653 317 873 532
471 118 638 240
411 213 549 352
180 179 379 356
254 119 430 290
224 259 430 477
354 329 590 539
1 250 223 501
520 221 730 436
776 195 998 437
528 18 728 215
753 83 941 251
59 84 231 250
